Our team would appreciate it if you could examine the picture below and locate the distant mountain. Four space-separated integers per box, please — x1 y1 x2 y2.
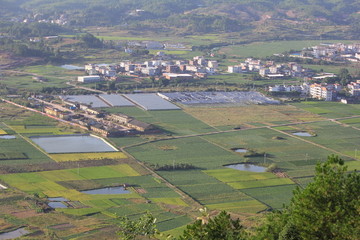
1 0 360 39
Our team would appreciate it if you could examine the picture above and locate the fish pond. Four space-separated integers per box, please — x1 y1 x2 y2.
60 64 84 70
233 148 248 153
80 186 130 195
226 163 267 172
30 134 118 153
0 228 29 240
292 132 313 137
0 135 16 139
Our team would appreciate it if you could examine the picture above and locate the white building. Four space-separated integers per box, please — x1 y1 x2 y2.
309 84 335 101
77 75 102 83
228 65 242 73
347 80 360 96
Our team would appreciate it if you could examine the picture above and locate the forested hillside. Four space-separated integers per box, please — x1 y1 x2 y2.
1 0 360 38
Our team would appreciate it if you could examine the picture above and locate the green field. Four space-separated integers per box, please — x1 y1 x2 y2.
242 185 298 209
158 170 266 213
0 164 192 231
292 101 360 119
220 40 355 58
126 136 243 169
204 168 294 190
201 128 336 176
284 121 360 160
104 107 217 136
0 133 53 165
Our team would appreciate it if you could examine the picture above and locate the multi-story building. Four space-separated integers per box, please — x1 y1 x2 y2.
347 80 360 96
309 83 335 101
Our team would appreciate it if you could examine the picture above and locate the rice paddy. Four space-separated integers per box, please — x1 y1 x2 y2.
1 97 360 237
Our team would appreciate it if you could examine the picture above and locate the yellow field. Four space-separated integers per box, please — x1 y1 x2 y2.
50 152 127 162
0 129 6 135
184 105 324 127
9 125 74 135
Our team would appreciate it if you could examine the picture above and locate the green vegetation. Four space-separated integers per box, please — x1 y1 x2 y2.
255 155 360 240
179 210 246 240
105 107 216 136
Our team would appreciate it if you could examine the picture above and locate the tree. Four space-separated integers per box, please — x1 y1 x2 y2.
338 68 352 86
179 210 246 240
256 155 360 240
117 212 158 240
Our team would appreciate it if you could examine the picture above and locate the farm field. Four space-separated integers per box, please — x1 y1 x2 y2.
0 132 53 166
292 101 360 119
280 121 360 160
8 124 74 135
159 170 267 214
126 136 244 169
219 40 355 58
104 107 217 135
184 104 324 130
0 164 193 237
49 152 127 162
1 92 360 237
201 127 353 175
1 65 78 90
205 73 302 86
127 129 328 211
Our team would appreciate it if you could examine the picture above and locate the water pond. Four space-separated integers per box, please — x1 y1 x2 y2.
48 202 68 209
233 148 248 153
0 228 29 240
0 135 16 139
60 64 84 70
30 134 118 154
48 197 68 202
81 187 130 195
292 132 312 137
226 163 267 172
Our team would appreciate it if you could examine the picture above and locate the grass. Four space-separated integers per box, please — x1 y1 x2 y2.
50 152 127 162
0 129 7 135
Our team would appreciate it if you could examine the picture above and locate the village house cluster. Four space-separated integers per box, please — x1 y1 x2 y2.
42 101 155 137
269 80 360 102
268 82 343 101
228 58 314 78
298 43 360 62
78 56 218 83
